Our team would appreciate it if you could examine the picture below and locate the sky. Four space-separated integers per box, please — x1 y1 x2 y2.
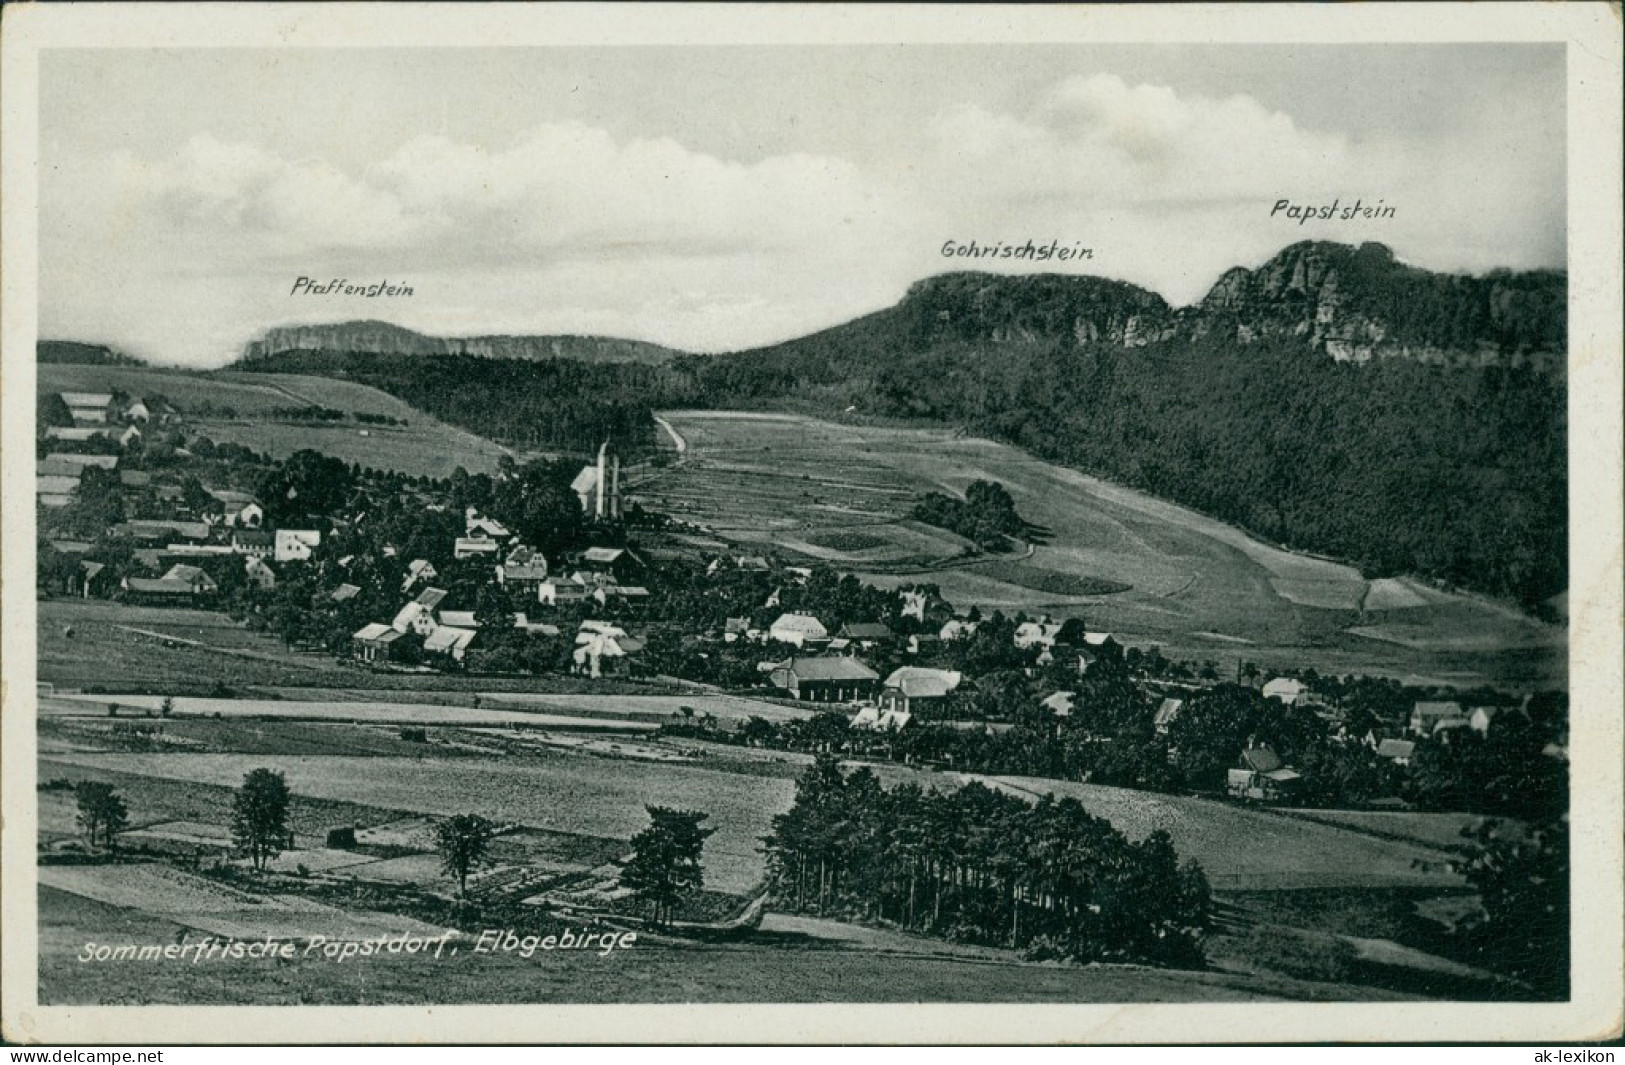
39 45 1566 367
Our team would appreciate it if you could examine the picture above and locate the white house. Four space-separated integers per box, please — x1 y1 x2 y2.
768 613 829 647
274 529 321 562
1262 678 1308 706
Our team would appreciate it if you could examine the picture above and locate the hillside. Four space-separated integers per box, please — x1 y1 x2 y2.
243 320 682 365
37 364 515 477
38 340 140 366
664 244 1567 609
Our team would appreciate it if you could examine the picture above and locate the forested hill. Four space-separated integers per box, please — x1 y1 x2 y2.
243 321 681 365
230 242 1567 609
37 340 140 366
663 245 1567 610
237 349 662 459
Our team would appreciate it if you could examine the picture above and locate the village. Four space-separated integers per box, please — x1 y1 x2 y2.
36 387 1568 819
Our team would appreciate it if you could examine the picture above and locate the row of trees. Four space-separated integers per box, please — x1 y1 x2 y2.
763 757 1211 965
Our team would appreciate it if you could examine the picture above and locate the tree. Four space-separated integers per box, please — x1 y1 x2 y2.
74 781 128 851
618 806 715 926
1454 813 1568 997
231 768 291 872
434 813 498 900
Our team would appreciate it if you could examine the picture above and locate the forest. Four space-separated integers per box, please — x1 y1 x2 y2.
762 755 1212 966
237 349 661 458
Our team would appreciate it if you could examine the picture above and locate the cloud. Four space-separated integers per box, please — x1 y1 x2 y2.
926 74 1351 206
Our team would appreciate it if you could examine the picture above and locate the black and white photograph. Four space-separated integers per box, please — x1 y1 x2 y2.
2 2 1620 1046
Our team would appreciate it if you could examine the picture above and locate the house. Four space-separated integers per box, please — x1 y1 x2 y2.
114 425 143 448
1374 738 1417 765
38 457 86 478
414 587 449 612
162 564 219 594
243 556 277 590
838 622 893 649
61 392 114 423
402 559 438 591
1013 620 1063 650
43 426 107 443
115 519 211 543
538 577 594 607
1410 701 1464 736
939 618 979 642
36 474 80 506
124 398 151 422
768 656 880 703
723 617 752 643
907 633 941 656
769 613 829 648
274 529 321 562
212 491 263 528
512 613 561 636
498 558 550 593
851 706 912 732
439 610 480 629
121 565 218 604
231 529 274 559
45 453 119 472
572 623 644 678
119 469 153 488
391 600 440 636
454 537 500 560
878 666 963 715
1153 698 1184 734
464 508 511 540
1262 678 1308 706
331 583 361 602
594 585 650 608
735 555 771 572
1226 745 1302 801
1040 691 1075 717
424 625 477 662
580 545 646 580
352 622 402 663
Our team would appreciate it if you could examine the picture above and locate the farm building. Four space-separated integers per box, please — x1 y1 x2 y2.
74 560 112 598
162 564 219 593
1226 745 1302 802
939 618 979 642
722 617 752 643
512 613 561 636
210 490 263 528
37 457 86 478
121 572 216 605
352 623 402 663
439 610 479 629
878 666 963 715
424 625 477 662
907 633 941 656
767 656 880 703
769 613 830 648
119 469 152 487
114 425 143 448
116 519 211 543
275 529 321 562
1410 701 1464 736
1262 678 1308 705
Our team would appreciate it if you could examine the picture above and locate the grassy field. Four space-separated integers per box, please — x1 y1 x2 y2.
38 365 515 477
646 411 1565 688
973 775 1463 892
42 751 795 894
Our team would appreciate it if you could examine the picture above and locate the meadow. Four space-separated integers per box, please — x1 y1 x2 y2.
649 411 1565 688
38 365 516 477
